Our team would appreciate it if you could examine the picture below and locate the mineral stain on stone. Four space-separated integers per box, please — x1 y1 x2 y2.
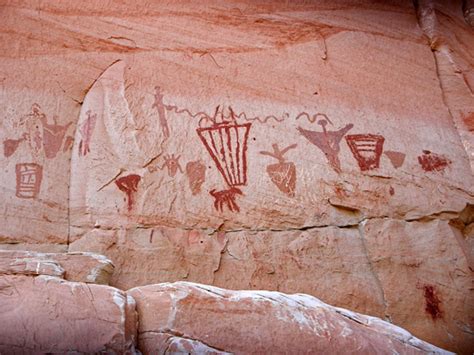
423 285 443 320
186 160 206 195
389 186 395 196
461 111 474 131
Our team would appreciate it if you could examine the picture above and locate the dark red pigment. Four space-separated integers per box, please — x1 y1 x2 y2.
196 108 252 213
423 285 443 320
209 187 243 213
345 134 385 171
418 150 451 172
196 119 251 188
115 174 141 211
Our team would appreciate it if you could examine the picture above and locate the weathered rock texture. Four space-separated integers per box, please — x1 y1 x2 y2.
0 0 473 352
0 250 114 284
0 274 448 354
128 281 451 354
0 275 137 353
415 0 474 171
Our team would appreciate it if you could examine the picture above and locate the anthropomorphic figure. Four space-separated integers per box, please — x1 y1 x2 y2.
152 86 170 138
39 115 72 159
149 154 183 177
78 110 98 157
297 119 353 173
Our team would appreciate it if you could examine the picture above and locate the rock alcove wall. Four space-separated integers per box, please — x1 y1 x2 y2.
0 0 473 353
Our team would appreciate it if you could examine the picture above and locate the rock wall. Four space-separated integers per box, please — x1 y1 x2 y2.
0 0 473 353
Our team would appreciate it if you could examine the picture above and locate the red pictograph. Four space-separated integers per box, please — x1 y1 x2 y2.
6 104 72 160
78 110 98 157
152 86 170 139
297 119 353 173
210 187 243 212
148 154 184 177
384 150 405 169
196 106 251 212
3 134 28 158
417 150 451 172
345 134 385 171
260 143 297 197
39 115 72 159
15 163 43 199
115 174 141 212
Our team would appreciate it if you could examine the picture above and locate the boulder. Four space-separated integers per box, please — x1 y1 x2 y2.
0 275 138 353
0 250 114 284
128 281 451 355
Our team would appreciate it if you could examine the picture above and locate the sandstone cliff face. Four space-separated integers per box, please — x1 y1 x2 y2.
0 0 473 352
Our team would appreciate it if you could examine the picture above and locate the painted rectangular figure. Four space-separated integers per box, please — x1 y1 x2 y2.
15 163 42 199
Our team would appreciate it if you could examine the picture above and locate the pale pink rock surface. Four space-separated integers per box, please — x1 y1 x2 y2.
0 0 473 352
128 281 451 355
362 218 474 352
0 250 114 284
415 0 474 171
70 226 385 316
0 275 138 353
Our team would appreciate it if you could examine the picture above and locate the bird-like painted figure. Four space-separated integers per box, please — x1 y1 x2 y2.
297 119 353 173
